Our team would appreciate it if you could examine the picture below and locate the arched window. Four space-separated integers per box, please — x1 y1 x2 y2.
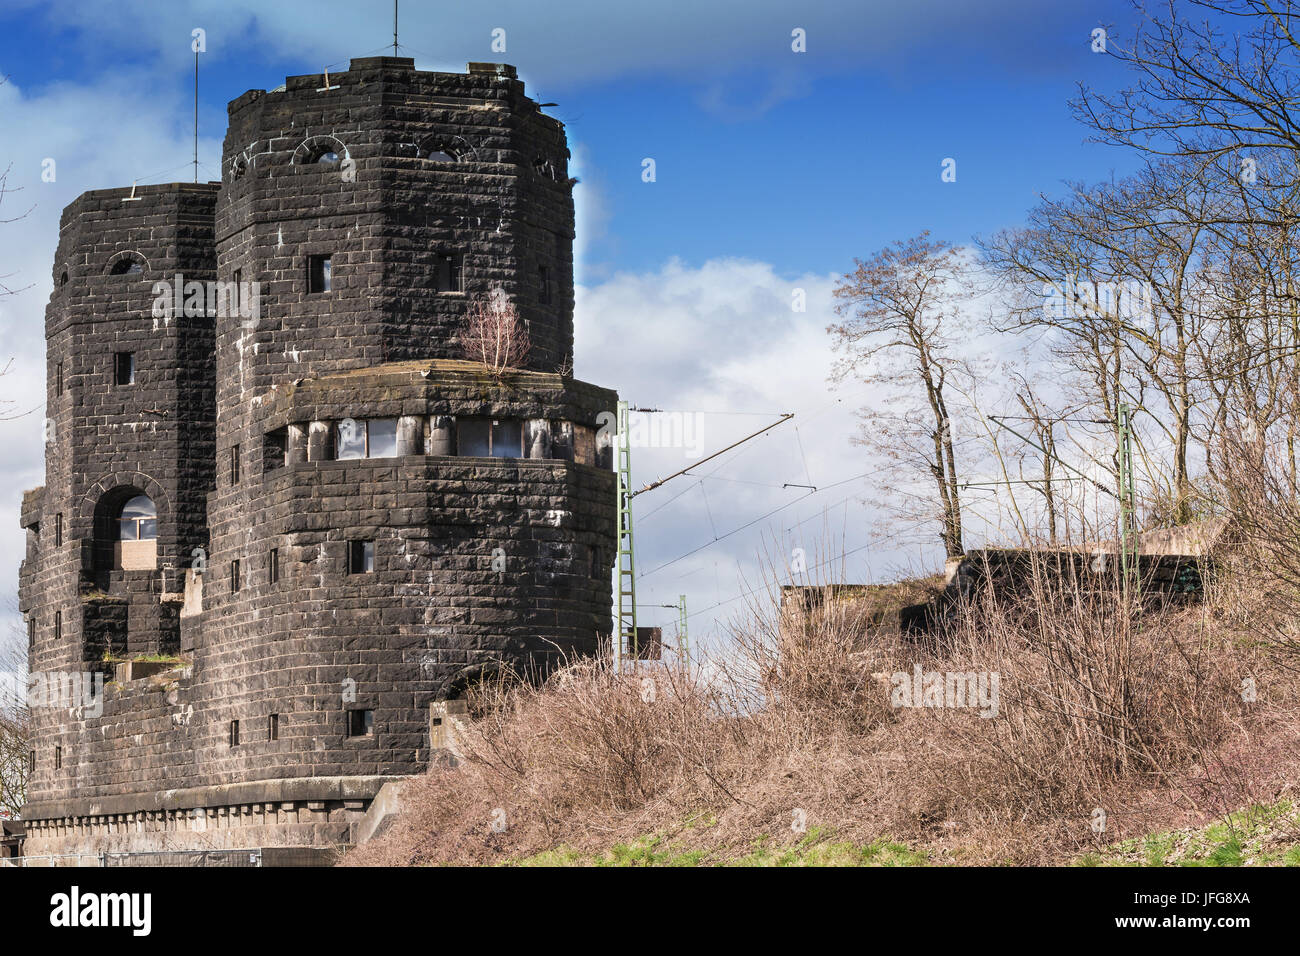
295 137 348 166
109 256 144 275
92 488 159 573
424 147 458 162
118 495 157 541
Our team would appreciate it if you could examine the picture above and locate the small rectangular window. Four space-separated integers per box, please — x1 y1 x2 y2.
268 548 280 585
27 617 35 649
335 420 366 460
231 559 241 593
269 713 279 741
308 254 332 293
54 746 62 771
347 709 374 737
231 444 241 484
433 253 461 293
491 420 522 458
230 720 240 747
456 418 521 458
335 420 399 459
457 418 491 457
54 610 62 641
232 268 242 311
56 362 64 394
114 352 135 386
367 419 398 458
54 512 63 547
29 751 35 774
348 540 375 574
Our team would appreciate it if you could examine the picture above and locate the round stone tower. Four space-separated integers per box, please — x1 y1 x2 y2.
18 58 616 857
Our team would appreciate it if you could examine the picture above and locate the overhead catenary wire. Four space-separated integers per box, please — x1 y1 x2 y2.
639 464 890 579
681 519 931 622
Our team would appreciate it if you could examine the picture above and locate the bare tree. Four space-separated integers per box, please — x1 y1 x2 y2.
459 287 532 377
829 233 972 558
0 603 28 819
980 160 1224 526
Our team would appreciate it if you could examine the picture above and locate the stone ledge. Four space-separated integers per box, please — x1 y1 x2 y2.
21 773 409 822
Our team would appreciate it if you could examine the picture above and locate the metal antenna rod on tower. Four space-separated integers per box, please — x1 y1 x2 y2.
393 0 399 55
193 48 199 183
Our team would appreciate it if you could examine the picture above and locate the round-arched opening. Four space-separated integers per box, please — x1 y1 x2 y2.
295 138 348 166
109 257 144 276
92 488 159 572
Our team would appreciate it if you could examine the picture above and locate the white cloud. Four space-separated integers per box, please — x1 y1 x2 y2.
575 257 935 643
13 0 1067 93
0 69 221 639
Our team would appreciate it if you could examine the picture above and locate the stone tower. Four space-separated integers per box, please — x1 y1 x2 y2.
17 58 616 858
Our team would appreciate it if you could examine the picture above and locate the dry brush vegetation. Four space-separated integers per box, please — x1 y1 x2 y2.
349 518 1300 866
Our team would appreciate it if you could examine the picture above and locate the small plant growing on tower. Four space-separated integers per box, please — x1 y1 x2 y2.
460 287 532 377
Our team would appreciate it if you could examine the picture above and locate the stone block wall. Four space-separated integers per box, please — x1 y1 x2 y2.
18 59 617 857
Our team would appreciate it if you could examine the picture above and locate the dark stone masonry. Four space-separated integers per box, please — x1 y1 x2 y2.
17 57 617 857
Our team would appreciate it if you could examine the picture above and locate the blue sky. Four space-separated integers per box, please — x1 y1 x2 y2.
0 0 1156 641
0 0 1143 275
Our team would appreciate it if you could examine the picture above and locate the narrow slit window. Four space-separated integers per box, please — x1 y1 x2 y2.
538 265 552 305
54 746 62 771
27 617 35 649
56 362 64 394
230 720 240 747
54 610 62 641
268 548 280 585
54 512 63 547
231 443 241 484
433 253 461 293
268 713 279 741
308 255 332 293
231 559 241 593
114 352 135 386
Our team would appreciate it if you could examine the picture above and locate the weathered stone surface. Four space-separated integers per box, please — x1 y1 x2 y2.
18 57 616 857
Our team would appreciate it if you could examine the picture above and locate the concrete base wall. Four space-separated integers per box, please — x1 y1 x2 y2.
21 774 406 856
